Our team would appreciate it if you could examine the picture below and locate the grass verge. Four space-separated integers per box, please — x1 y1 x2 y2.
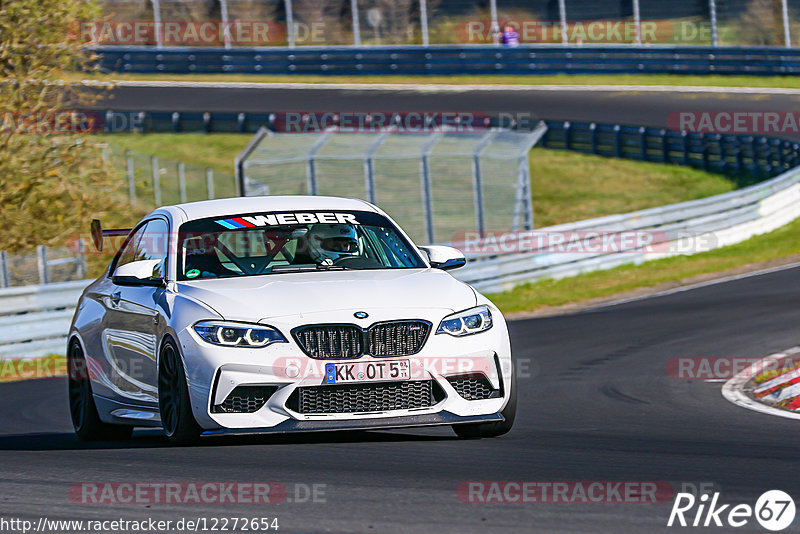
93 133 735 228
488 216 800 314
95 133 250 173
81 72 800 89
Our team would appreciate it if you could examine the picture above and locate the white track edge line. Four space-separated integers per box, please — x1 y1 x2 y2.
97 80 800 95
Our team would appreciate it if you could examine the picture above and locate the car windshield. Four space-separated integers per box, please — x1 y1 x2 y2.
177 209 426 280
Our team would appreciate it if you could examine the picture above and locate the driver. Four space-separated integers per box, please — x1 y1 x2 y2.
306 223 360 264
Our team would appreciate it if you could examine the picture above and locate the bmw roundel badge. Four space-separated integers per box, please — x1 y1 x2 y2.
354 311 369 319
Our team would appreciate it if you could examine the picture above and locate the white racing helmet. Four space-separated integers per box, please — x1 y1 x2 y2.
306 224 360 263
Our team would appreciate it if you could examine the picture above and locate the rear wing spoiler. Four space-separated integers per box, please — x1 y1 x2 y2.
91 219 131 252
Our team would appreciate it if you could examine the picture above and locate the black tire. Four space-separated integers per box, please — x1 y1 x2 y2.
68 341 133 442
158 338 202 445
453 369 517 439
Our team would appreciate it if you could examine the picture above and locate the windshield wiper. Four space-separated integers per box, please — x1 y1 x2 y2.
315 264 352 271
267 264 353 274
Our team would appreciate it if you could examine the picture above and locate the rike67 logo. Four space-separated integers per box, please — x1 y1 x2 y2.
668 490 795 531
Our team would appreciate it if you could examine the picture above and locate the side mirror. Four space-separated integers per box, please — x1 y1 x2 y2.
112 259 165 287
419 245 467 271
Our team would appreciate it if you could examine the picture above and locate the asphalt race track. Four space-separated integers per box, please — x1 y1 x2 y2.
102 84 800 138
2 265 799 533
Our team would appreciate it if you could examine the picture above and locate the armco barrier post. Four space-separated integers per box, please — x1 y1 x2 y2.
682 131 690 165
351 0 361 46
284 0 295 48
37 246 49 285
736 143 745 176
719 135 728 173
77 240 87 279
558 0 568 44
0 251 8 288
709 0 718 46
150 0 162 48
489 0 499 44
782 0 791 47
420 0 430 46
564 121 572 150
639 127 647 160
220 0 231 49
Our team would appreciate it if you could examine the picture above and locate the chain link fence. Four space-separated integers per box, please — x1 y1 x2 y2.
0 146 239 289
238 125 546 245
93 0 800 48
101 144 238 207
0 246 88 288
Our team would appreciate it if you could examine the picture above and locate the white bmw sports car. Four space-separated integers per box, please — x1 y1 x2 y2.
68 196 515 444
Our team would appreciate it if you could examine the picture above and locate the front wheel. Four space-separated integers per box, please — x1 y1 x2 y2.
68 341 133 442
453 369 517 439
158 338 202 445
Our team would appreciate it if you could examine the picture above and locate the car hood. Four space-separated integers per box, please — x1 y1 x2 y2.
175 268 476 321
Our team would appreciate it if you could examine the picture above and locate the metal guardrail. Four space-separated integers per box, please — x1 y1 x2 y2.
452 165 800 293
0 281 89 359
95 45 800 76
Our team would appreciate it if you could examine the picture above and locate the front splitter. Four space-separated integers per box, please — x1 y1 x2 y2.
201 411 503 436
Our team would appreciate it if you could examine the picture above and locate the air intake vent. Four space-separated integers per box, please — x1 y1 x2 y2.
287 380 444 414
212 385 278 413
446 375 500 401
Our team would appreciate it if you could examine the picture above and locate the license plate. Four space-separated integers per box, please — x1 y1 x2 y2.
324 360 410 384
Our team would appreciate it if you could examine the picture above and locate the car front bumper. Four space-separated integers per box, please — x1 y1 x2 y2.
175 306 513 432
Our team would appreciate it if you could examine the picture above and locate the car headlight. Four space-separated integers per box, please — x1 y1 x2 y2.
193 321 287 348
436 305 493 337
